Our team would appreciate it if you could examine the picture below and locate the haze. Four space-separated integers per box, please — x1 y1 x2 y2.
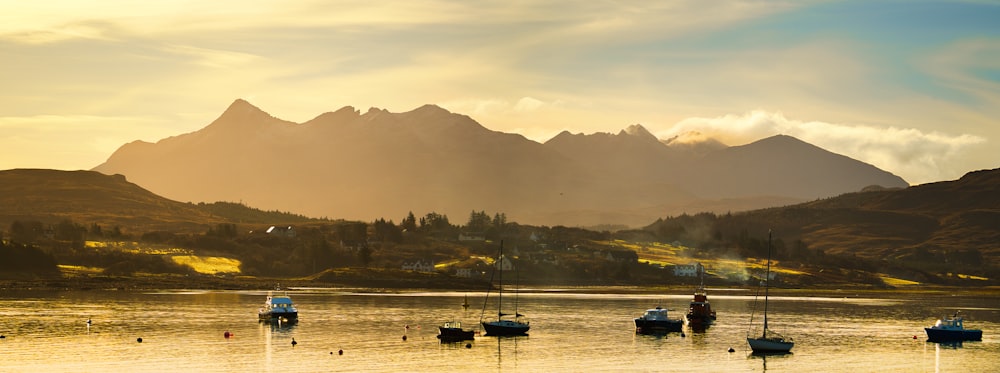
1 1 998 185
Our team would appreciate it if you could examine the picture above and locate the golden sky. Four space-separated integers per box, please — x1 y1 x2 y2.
2 1 998 184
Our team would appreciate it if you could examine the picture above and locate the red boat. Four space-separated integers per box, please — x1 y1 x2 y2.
686 286 716 327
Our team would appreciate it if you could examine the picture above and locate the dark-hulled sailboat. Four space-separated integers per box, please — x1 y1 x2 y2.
747 231 793 353
480 240 529 336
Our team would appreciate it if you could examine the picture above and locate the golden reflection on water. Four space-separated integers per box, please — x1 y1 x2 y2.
0 290 996 372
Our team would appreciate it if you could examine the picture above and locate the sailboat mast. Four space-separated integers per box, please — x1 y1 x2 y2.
763 230 772 336
497 240 503 321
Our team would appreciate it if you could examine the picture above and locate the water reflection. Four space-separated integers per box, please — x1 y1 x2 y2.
748 351 792 371
932 340 964 349
0 290 997 372
488 335 525 372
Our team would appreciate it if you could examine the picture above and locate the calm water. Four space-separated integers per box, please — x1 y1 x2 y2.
1 288 997 372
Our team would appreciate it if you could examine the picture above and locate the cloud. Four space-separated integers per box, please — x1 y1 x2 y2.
659 111 987 185
441 96 560 117
921 38 1000 108
160 44 262 69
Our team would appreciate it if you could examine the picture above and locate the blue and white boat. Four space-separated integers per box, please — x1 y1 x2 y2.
925 312 982 343
259 291 298 323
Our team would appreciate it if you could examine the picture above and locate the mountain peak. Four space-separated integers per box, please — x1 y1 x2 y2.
223 98 265 115
412 104 450 115
620 124 654 138
303 106 360 125
213 99 274 124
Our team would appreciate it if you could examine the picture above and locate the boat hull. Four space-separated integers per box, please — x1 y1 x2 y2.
482 320 529 336
259 311 298 323
747 337 794 353
634 318 683 334
686 312 716 326
438 327 475 341
686 301 716 326
925 327 982 342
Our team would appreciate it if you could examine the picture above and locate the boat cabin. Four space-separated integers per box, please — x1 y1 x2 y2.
934 317 964 330
266 296 295 311
641 307 670 320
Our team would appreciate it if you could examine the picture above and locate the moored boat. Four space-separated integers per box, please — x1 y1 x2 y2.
686 286 717 327
746 231 794 353
925 312 982 343
258 291 298 323
437 321 476 342
634 306 683 334
480 240 530 336
686 265 717 327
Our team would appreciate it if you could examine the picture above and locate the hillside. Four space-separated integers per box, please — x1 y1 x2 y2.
643 168 1000 281
92 99 908 227
0 169 318 234
0 168 993 288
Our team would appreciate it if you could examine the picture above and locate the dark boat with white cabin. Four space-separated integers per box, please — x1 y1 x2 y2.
925 311 982 343
634 306 683 334
437 321 476 342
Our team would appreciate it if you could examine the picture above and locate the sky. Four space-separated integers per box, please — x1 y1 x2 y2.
1 0 998 185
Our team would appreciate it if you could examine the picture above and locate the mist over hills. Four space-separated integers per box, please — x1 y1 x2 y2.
93 99 908 227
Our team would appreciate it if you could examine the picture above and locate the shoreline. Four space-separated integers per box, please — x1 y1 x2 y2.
2 273 998 296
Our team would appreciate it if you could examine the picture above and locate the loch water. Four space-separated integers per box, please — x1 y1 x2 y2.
1 288 997 372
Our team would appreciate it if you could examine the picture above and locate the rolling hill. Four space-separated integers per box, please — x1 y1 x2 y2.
645 168 1000 273
0 169 317 234
0 167 994 286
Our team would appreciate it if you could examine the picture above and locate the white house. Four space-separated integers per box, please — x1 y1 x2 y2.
402 260 436 273
494 255 515 271
265 226 296 238
673 262 704 277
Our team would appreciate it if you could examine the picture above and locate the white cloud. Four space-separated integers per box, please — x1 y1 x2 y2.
659 111 987 185
921 38 1000 108
160 44 261 69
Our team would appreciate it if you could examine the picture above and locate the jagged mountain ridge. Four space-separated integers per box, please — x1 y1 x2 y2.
93 99 908 226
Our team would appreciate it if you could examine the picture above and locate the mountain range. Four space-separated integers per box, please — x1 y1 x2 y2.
92 99 908 227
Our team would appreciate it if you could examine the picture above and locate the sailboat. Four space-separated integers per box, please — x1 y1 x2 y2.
747 230 794 353
480 240 530 336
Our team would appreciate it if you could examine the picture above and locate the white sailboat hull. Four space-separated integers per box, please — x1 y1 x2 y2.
747 337 794 353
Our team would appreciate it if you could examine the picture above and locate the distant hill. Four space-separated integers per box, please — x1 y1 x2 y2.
93 99 908 227
645 168 1000 270
0 169 318 234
